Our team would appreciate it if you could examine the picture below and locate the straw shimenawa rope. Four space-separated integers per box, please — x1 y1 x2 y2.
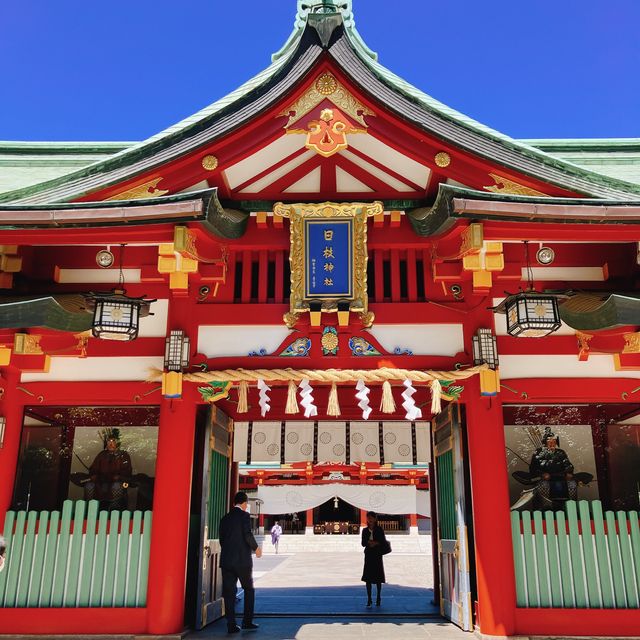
148 365 488 384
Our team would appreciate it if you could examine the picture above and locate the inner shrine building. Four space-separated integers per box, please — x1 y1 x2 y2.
1 1 640 637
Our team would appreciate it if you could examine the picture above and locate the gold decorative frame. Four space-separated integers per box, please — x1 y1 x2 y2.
273 201 383 328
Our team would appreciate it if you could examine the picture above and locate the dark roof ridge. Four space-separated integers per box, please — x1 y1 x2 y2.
328 36 640 200
1 6 640 204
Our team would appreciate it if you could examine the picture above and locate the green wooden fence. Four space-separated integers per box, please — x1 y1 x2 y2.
511 500 640 608
208 450 228 539
436 449 456 540
0 500 152 608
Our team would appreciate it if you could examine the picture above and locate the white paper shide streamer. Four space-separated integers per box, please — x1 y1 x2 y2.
298 378 318 418
257 378 271 417
402 379 422 421
355 379 372 420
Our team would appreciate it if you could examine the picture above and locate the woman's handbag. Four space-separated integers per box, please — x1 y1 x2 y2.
381 539 392 555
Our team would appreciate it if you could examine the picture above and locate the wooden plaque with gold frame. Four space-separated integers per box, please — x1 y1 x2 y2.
273 201 383 328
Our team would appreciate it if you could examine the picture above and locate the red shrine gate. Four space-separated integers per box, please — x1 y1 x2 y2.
1 1 640 638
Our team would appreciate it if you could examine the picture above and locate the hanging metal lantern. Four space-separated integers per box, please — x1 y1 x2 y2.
164 330 191 372
504 292 561 338
86 289 155 341
472 328 498 369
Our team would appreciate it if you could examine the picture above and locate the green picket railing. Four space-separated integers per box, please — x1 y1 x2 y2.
511 500 640 608
436 449 456 540
0 500 152 608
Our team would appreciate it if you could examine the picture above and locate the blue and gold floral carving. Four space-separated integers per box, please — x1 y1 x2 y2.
280 337 312 357
349 336 381 356
321 326 339 355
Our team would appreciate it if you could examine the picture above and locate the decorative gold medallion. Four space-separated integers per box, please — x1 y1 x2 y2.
274 201 383 328
434 151 451 168
321 329 339 352
315 73 338 96
202 155 219 171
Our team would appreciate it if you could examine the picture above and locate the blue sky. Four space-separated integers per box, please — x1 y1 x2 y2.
1 1 639 141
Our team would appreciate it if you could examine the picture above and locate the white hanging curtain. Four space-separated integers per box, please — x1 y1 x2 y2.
349 421 380 463
383 421 414 463
284 421 314 462
233 421 249 463
250 421 281 463
256 483 421 515
316 421 346 463
415 421 431 464
234 421 432 464
416 489 431 517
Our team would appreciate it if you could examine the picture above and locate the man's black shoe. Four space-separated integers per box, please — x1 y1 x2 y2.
242 622 260 630
227 624 241 634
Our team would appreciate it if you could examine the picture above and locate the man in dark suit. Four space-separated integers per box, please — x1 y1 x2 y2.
219 491 262 634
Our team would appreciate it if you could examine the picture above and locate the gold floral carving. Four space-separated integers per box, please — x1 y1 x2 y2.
321 331 339 352
434 152 451 168
576 332 593 359
484 173 546 197
274 201 383 328
14 333 43 355
316 73 338 95
623 332 640 354
201 155 219 171
106 177 169 201
279 72 374 128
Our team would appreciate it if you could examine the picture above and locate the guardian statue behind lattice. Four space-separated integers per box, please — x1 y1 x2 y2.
510 426 593 511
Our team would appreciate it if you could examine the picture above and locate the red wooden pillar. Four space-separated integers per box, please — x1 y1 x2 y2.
360 509 367 527
229 461 239 500
146 398 196 635
464 377 516 636
409 513 418 527
305 508 313 532
0 369 21 519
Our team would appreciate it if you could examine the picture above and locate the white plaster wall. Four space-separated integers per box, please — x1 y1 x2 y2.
198 325 293 358
500 354 640 379
368 323 464 357
138 299 168 337
21 356 163 382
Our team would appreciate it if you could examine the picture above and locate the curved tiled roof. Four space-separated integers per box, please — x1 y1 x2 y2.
2 4 640 204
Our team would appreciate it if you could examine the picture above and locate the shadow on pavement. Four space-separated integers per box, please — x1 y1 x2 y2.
187 616 464 640
247 583 438 615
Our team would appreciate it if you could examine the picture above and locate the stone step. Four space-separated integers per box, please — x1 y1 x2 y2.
256 534 432 554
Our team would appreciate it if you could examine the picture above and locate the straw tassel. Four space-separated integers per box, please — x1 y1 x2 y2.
379 380 396 414
237 380 249 413
285 380 299 414
327 382 341 416
430 379 442 415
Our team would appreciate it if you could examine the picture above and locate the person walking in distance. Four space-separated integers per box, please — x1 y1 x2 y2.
361 511 388 607
270 521 282 554
219 491 262 634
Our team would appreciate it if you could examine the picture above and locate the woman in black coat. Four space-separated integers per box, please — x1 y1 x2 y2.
361 511 387 607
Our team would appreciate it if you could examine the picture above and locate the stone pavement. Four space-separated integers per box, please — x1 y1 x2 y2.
250 552 437 615
186 550 456 639
187 617 470 639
